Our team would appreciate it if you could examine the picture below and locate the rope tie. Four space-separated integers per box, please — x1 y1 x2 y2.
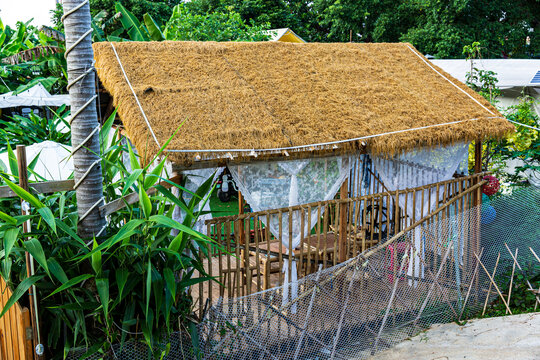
71 125 100 155
110 42 161 148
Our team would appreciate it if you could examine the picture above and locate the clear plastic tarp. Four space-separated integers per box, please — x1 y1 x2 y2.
373 143 470 284
229 156 352 308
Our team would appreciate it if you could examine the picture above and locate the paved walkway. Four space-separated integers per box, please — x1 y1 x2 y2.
369 312 540 360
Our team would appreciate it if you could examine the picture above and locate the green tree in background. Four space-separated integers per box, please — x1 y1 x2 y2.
401 0 540 58
183 0 539 58
164 3 269 41
0 19 67 94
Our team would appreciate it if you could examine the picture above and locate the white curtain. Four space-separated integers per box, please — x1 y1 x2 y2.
229 156 352 249
229 156 352 309
373 143 469 285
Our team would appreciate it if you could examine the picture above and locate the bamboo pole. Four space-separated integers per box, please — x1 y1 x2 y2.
506 248 518 315
330 259 359 359
17 145 42 360
459 248 484 321
339 179 348 262
482 252 500 316
474 252 512 315
372 243 411 355
504 243 540 307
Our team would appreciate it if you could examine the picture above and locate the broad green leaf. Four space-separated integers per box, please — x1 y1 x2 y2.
47 257 68 284
143 13 165 41
149 215 208 252
143 159 165 190
0 210 17 225
122 169 143 195
37 207 56 233
99 108 117 147
126 140 140 171
0 275 44 318
1 176 44 209
115 2 149 41
145 260 151 320
44 274 94 299
24 238 49 276
115 268 128 300
91 238 102 276
77 219 144 261
163 267 176 300
6 142 18 178
96 277 110 321
139 186 152 219
55 219 86 248
153 184 194 219
4 227 19 260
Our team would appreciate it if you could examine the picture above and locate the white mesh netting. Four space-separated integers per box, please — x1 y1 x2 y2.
195 187 540 360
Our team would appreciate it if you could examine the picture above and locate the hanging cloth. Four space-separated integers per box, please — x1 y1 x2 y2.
372 143 469 286
229 156 352 308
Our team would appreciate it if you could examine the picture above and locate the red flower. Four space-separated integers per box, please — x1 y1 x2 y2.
482 175 500 196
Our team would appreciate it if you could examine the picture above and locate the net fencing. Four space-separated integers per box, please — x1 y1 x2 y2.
197 187 540 360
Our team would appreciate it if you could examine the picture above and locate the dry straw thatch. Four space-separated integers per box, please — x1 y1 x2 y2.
93 41 513 167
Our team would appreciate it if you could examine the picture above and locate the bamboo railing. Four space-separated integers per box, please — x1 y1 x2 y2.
0 278 33 360
193 173 486 316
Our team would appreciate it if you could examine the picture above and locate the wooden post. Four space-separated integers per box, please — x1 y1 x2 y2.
339 179 348 263
238 191 245 245
16 145 41 360
472 140 482 303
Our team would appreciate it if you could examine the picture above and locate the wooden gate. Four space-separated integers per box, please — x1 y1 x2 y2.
0 278 33 360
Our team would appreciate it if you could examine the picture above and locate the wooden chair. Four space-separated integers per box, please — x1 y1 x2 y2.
246 233 338 289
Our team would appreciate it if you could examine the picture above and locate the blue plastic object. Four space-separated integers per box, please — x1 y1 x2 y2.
481 205 496 225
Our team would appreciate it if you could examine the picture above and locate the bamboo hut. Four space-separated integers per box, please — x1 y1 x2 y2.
93 41 514 310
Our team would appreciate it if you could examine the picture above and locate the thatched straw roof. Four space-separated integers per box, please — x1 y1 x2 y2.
93 41 513 168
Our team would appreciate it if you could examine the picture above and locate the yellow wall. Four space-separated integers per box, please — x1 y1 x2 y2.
278 31 305 43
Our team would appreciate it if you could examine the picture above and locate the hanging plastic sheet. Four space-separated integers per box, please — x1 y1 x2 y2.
229 156 352 310
373 143 469 285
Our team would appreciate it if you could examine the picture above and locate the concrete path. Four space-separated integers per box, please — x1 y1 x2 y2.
370 312 540 360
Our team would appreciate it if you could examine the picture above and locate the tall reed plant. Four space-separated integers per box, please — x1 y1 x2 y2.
0 112 216 358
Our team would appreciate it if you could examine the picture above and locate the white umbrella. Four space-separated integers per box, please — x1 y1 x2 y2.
0 141 73 181
0 83 70 108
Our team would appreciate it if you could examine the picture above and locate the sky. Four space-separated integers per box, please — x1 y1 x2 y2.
0 0 57 28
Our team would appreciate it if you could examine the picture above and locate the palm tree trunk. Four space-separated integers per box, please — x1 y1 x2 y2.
63 0 106 238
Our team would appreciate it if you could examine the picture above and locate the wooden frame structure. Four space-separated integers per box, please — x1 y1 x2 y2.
192 170 487 317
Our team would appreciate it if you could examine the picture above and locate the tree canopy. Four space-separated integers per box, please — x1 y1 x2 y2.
180 0 539 58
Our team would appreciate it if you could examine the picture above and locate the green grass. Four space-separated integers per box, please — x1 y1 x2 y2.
209 191 239 218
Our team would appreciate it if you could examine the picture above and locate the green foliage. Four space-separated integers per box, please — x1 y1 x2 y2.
0 112 218 357
463 42 539 177
492 96 540 183
0 105 71 152
400 0 539 58
100 2 270 42
164 4 270 42
483 261 540 317
183 0 540 58
0 19 67 94
88 0 181 34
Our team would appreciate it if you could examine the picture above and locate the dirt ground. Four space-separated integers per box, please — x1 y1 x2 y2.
369 312 540 360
